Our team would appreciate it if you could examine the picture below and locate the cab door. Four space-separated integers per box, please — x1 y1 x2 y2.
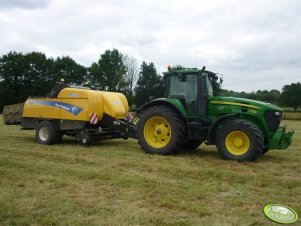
168 74 198 116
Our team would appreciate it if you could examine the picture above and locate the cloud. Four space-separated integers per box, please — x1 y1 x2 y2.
0 0 300 91
0 0 50 10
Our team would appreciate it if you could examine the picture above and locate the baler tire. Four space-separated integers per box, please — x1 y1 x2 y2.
81 136 90 145
49 83 69 98
137 106 185 155
216 119 263 161
183 139 202 150
36 121 58 145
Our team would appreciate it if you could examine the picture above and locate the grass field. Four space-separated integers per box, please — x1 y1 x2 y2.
0 116 300 226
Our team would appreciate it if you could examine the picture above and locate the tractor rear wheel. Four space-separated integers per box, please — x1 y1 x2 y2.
183 139 202 150
137 106 185 155
216 119 263 161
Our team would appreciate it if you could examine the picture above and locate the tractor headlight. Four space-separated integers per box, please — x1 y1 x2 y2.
275 111 281 116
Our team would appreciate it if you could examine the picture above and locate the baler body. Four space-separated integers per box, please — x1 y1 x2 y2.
22 87 128 129
21 86 134 144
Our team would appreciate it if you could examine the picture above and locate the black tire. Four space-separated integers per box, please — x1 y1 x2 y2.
81 135 90 145
36 121 58 145
49 83 69 98
137 106 185 155
183 139 202 150
216 119 263 161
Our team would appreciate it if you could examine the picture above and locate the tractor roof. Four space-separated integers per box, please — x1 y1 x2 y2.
163 67 216 78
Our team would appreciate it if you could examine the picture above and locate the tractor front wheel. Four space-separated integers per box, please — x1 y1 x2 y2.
137 106 185 155
216 119 263 161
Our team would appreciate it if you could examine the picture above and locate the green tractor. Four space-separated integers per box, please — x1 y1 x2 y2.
136 66 294 161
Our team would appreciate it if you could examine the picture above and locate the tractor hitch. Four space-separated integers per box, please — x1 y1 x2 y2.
269 126 294 150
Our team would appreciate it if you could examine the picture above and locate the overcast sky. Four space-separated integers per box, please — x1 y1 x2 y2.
0 0 300 91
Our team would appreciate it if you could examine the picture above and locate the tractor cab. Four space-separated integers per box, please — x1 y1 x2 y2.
163 67 216 117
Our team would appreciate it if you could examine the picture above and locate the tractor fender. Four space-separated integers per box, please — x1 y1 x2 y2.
207 114 239 145
137 99 187 120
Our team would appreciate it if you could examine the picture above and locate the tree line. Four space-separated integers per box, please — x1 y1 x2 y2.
0 50 164 112
0 50 300 112
221 85 301 111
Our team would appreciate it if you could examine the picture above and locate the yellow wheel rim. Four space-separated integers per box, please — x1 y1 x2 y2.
144 116 171 148
225 131 250 155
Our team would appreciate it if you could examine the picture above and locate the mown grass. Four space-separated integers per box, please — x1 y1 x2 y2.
0 116 300 226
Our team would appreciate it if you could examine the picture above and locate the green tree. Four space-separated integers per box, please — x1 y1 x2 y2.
280 82 301 111
134 62 165 107
210 75 222 96
220 88 281 104
88 49 127 91
0 51 54 107
256 89 280 103
0 52 24 106
52 56 87 86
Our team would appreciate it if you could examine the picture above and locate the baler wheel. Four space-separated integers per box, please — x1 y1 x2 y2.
36 121 58 145
81 136 90 145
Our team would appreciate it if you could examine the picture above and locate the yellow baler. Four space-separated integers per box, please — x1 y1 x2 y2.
21 85 136 144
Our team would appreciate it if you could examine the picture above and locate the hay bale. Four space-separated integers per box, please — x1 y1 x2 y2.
283 112 301 120
3 103 24 125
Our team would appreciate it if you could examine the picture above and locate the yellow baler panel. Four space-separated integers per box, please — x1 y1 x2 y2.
60 99 88 121
58 88 128 120
117 93 129 112
23 88 129 122
86 90 104 120
23 98 88 121
58 88 104 120
23 98 61 119
101 92 128 119
58 88 91 99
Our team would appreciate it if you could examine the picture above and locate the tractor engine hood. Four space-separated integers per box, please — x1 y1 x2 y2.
210 96 283 112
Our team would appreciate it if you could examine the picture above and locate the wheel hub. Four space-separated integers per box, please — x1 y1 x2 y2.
155 125 165 134
225 131 250 155
144 116 171 148
234 138 243 147
39 127 49 142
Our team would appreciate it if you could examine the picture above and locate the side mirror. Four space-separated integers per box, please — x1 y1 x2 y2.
219 74 224 84
177 73 186 82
